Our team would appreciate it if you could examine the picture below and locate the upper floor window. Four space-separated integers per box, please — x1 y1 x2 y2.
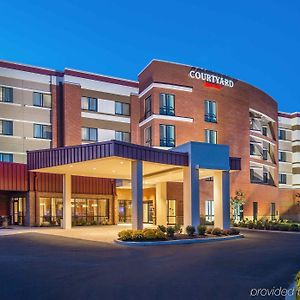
0 87 13 103
115 102 130 116
81 127 97 142
279 173 287 184
33 92 51 108
34 124 52 139
262 126 268 137
205 129 217 144
278 151 287 162
0 153 13 162
160 94 175 116
81 97 97 112
160 124 175 147
262 149 268 160
250 143 255 155
115 131 130 143
145 96 152 118
263 172 269 184
0 120 13 135
144 126 152 147
205 100 217 123
278 129 286 140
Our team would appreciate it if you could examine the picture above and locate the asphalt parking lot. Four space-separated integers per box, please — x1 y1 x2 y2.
0 229 299 300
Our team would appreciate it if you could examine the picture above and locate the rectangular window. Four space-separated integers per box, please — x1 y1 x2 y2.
262 126 268 137
115 102 130 116
205 129 217 144
204 100 217 123
263 172 269 184
279 173 287 184
145 96 152 118
250 144 255 155
81 97 97 112
0 87 13 103
33 92 52 108
33 124 52 139
160 124 175 147
81 127 98 142
160 93 175 116
278 151 287 162
144 126 152 147
167 199 176 225
262 149 268 160
0 153 13 162
0 120 13 135
253 202 258 221
278 129 286 140
270 203 276 220
205 200 214 223
115 131 130 143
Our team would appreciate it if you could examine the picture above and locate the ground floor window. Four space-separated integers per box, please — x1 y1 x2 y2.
270 202 276 220
11 197 26 225
143 201 153 224
167 199 176 225
39 197 109 226
205 200 214 223
253 202 258 221
232 204 244 223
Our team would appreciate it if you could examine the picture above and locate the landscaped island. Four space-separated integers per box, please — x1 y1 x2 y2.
118 225 240 242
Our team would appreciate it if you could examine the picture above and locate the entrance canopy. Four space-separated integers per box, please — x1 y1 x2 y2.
27 140 240 184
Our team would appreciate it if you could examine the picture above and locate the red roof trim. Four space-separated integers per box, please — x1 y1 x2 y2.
64 69 139 88
0 61 64 77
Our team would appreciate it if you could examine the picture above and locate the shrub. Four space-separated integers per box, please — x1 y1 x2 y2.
132 230 145 241
118 230 133 241
270 223 279 231
166 226 176 238
186 225 196 236
247 222 254 229
278 224 289 231
206 227 212 234
143 228 157 240
289 224 299 232
157 225 167 233
212 227 222 236
229 228 240 235
197 225 207 236
155 230 167 240
222 229 230 235
255 221 264 230
174 224 182 234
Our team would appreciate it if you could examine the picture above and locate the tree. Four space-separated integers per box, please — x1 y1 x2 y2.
231 190 246 223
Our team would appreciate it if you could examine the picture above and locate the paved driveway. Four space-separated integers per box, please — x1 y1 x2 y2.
0 229 299 300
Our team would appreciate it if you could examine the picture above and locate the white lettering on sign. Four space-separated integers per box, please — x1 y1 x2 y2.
189 69 234 87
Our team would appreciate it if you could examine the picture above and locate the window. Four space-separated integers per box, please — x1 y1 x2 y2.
250 168 257 182
205 200 214 223
160 93 175 116
115 102 130 116
205 129 217 144
34 124 52 139
278 129 286 140
167 199 176 225
263 172 269 184
144 126 152 147
115 131 130 143
262 126 268 137
81 97 97 112
205 100 217 123
262 149 268 160
81 127 97 142
0 120 13 135
253 202 258 221
279 173 287 184
0 87 13 102
33 92 51 108
278 151 287 162
0 153 13 162
145 96 152 118
250 144 255 155
270 203 276 220
160 125 175 147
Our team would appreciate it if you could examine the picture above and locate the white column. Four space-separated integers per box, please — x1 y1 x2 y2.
156 182 167 226
62 173 72 229
183 166 200 229
214 171 230 230
131 160 143 230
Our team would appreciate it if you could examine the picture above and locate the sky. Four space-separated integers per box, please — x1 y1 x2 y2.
0 0 299 112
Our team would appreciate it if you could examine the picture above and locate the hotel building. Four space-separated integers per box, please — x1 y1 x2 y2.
0 59 299 228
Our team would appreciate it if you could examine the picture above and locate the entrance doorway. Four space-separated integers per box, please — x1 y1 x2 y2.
11 197 25 225
143 201 153 224
167 199 176 225
118 200 132 223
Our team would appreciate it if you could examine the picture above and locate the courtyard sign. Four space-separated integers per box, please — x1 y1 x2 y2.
189 68 234 88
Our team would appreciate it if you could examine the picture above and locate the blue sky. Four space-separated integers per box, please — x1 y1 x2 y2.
1 0 299 112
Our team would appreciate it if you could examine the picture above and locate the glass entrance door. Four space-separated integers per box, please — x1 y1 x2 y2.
118 200 132 223
167 199 176 225
143 201 153 224
11 197 25 225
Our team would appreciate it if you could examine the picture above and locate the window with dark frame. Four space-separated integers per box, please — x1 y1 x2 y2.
0 87 13 103
270 203 276 220
145 96 152 118
115 102 130 116
263 172 269 184
115 131 130 143
81 97 97 112
0 153 13 162
81 127 97 142
160 124 175 147
205 100 217 123
160 93 175 116
250 143 255 155
262 149 268 160
262 126 268 137
0 120 13 135
279 173 287 184
205 129 217 144
144 126 152 147
33 124 52 139
278 151 287 162
278 129 286 140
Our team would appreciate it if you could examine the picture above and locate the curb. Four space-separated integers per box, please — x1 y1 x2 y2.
238 227 300 234
114 234 244 246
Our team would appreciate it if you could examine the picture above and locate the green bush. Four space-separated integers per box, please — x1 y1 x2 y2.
157 225 167 233
247 222 254 229
206 227 212 234
212 227 222 236
155 230 167 240
174 224 182 234
222 229 230 235
186 225 196 236
197 225 207 235
290 224 299 232
132 230 145 241
142 228 157 240
229 228 240 235
166 226 175 238
118 230 133 241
